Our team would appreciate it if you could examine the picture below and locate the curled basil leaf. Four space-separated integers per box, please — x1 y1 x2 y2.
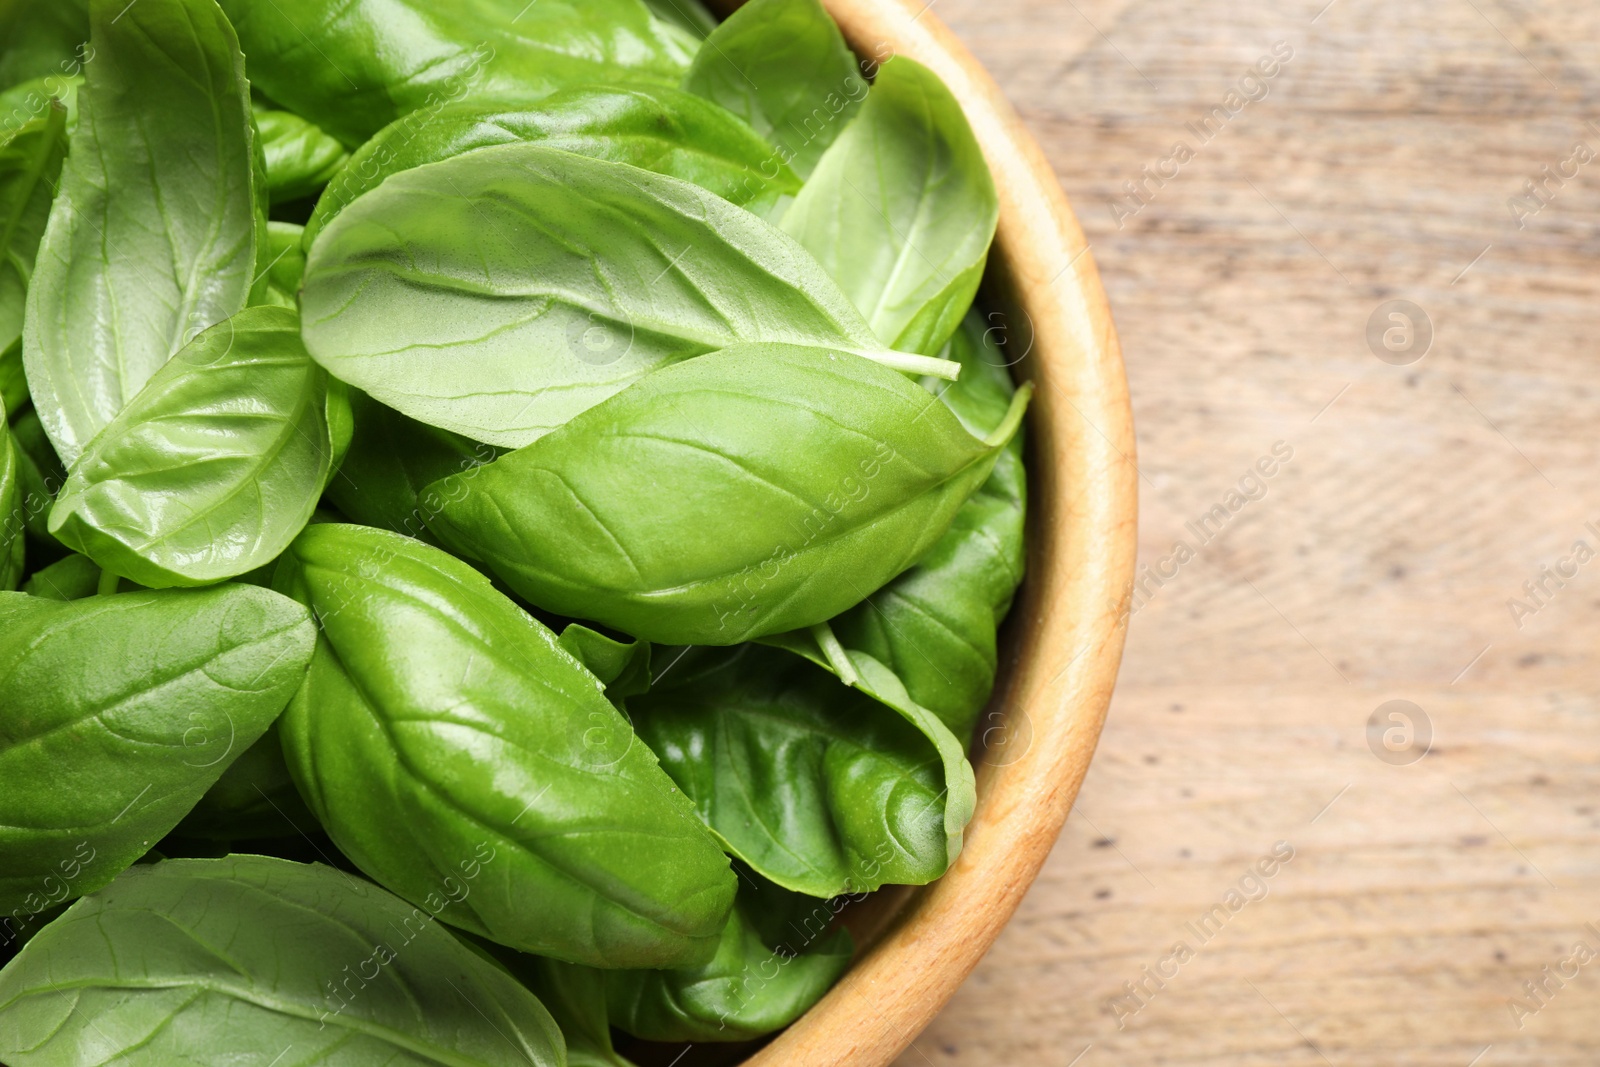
252 103 348 204
273 523 738 968
0 584 316 918
428 342 1029 645
782 57 999 356
602 874 853 1042
324 389 501 544
22 0 264 464
776 310 1027 737
49 306 341 588
302 143 948 449
220 0 690 147
305 85 801 246
632 644 975 897
0 856 565 1066
0 100 66 390
560 623 654 702
684 0 865 179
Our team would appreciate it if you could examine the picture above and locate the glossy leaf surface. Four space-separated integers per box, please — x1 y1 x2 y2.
274 523 737 967
0 584 315 916
301 143 896 448
631 644 974 897
253 103 348 203
22 0 263 464
220 0 690 147
0 856 564 1065
305 85 799 245
49 307 339 588
782 57 998 356
683 0 864 179
428 342 1028 645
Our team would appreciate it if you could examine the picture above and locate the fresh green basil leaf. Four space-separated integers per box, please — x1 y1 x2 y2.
643 0 718 38
22 0 265 465
0 0 88 93
0 101 65 385
774 311 1027 736
428 342 1030 645
0 583 316 917
632 644 973 896
559 623 653 700
304 86 800 246
252 103 348 204
171 726 318 841
603 873 853 1042
18 552 98 600
782 57 998 356
0 339 27 417
324 389 500 544
254 220 307 309
504 955 639 1067
302 143 947 448
220 0 690 147
0 75 80 136
0 420 22 588
48 306 340 588
10 407 62 552
0 855 565 1066
274 523 738 968
683 0 865 179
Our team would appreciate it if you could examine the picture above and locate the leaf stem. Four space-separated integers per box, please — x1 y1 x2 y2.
865 349 962 381
96 567 120 597
983 381 1034 448
809 622 859 687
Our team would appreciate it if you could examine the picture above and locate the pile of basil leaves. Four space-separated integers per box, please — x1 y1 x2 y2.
0 0 1030 1060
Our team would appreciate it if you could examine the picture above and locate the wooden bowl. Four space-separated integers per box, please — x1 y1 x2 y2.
723 0 1140 1063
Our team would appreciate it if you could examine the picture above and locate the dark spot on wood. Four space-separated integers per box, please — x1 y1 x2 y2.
1094 888 1112 899
1093 837 1115 848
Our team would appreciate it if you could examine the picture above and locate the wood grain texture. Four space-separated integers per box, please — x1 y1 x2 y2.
891 0 1600 1064
738 0 1139 1063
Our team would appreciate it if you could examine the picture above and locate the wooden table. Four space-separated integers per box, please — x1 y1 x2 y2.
898 1 1600 1063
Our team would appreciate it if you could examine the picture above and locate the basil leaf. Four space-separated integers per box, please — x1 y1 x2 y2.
171 726 317 841
324 389 501 544
683 0 865 180
776 311 1027 736
256 220 306 308
303 143 946 448
252 103 348 204
220 0 690 147
782 57 998 356
273 523 738 968
642 0 717 38
0 340 26 417
18 552 98 601
49 306 341 588
602 874 853 1042
0 75 81 136
0 584 316 917
304 85 801 246
0 421 22 589
428 342 1030 645
559 623 653 701
0 1 88 93
0 101 66 385
632 644 973 896
10 407 63 552
508 956 639 1067
22 0 264 465
0 856 565 1066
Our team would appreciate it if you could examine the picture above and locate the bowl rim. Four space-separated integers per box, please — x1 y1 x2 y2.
732 1 1138 1063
